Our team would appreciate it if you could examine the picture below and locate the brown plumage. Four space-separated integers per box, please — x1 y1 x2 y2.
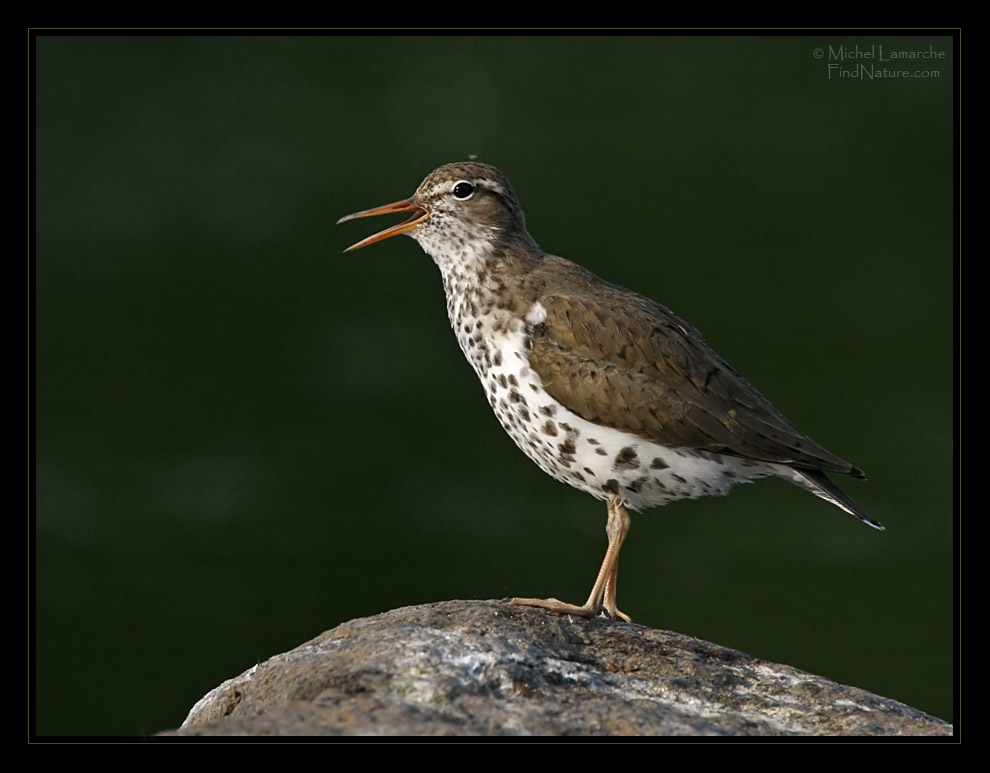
525 259 864 477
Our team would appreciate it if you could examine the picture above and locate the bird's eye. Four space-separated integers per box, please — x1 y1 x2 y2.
452 181 475 200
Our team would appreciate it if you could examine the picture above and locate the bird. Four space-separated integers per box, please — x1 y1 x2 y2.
337 161 882 622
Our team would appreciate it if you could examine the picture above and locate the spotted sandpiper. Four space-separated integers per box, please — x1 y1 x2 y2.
338 162 882 622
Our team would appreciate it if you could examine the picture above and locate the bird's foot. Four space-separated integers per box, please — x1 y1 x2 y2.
508 596 632 623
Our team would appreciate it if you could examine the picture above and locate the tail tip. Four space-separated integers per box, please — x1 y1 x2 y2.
864 516 886 531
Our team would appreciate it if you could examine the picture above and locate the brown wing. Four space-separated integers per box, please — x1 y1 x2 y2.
526 286 861 477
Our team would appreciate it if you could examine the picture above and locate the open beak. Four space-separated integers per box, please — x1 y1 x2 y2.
336 198 429 253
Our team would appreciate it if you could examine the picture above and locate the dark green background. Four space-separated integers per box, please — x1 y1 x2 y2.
35 35 954 736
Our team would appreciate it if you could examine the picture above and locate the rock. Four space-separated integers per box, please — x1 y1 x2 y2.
165 600 951 737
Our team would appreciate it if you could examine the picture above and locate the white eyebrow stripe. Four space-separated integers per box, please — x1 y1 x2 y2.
421 179 507 200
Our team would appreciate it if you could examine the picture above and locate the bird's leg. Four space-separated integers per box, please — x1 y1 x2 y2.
581 496 632 621
601 497 631 621
509 495 632 622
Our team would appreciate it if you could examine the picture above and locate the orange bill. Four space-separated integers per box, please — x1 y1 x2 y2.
336 198 429 253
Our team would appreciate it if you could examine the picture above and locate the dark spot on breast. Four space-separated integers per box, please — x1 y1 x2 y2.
543 421 558 437
626 475 650 494
499 374 508 388
603 479 620 495
595 448 609 456
494 351 502 366
650 457 669 470
614 446 639 470
508 374 518 387
587 437 600 445
539 405 556 417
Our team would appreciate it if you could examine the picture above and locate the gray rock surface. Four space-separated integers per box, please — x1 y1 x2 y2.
167 600 951 737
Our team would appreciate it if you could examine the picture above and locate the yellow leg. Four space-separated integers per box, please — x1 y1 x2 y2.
510 496 632 622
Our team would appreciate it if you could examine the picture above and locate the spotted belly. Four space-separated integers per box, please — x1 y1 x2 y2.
457 314 773 511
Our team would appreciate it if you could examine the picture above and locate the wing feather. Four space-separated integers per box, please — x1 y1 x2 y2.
526 278 858 476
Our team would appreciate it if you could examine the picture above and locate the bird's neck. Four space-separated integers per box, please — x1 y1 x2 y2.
414 230 543 381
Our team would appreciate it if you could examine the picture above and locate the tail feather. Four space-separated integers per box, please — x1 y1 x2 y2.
790 468 884 531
